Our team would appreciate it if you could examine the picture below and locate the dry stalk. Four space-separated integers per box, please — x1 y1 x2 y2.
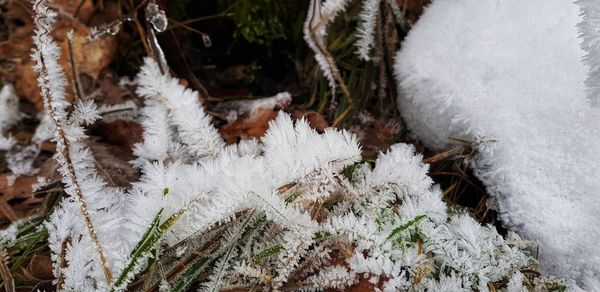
0 252 15 292
423 144 468 164
36 54 113 283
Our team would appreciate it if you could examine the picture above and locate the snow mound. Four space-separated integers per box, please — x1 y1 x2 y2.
394 0 600 280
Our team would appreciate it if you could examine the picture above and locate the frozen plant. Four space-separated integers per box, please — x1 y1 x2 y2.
303 0 404 110
31 0 126 286
27 0 564 291
395 0 600 281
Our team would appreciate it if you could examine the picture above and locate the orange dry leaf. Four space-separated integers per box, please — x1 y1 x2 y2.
220 108 279 144
291 110 329 133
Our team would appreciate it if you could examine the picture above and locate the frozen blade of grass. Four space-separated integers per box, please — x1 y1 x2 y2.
114 197 208 291
252 245 285 263
112 209 164 290
386 215 425 241
172 257 211 292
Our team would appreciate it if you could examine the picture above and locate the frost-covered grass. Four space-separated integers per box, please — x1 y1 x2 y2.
0 0 564 290
1 0 595 290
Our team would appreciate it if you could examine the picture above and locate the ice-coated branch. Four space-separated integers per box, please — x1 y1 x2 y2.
31 0 112 283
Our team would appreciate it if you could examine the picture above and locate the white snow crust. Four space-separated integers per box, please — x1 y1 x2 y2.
395 0 600 281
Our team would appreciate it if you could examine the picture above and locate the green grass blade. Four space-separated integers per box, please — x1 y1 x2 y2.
112 209 164 290
172 257 211 292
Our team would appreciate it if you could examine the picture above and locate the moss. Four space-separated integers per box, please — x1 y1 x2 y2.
220 0 304 47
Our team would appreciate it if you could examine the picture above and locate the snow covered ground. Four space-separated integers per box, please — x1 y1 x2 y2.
395 0 600 281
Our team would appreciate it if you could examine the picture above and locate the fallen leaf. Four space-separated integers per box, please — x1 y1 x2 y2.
0 174 42 222
291 110 328 133
219 108 279 144
0 174 36 201
349 112 404 157
94 120 144 149
36 157 61 184
27 255 53 280
96 73 137 106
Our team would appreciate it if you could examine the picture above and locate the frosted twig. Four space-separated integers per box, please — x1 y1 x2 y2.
303 0 352 117
31 0 112 283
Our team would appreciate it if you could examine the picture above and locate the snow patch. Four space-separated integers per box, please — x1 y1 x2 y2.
395 0 600 280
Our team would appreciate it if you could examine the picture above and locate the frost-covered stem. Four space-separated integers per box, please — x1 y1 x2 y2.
312 36 351 100
38 68 112 283
31 0 112 283
355 0 380 60
304 0 352 116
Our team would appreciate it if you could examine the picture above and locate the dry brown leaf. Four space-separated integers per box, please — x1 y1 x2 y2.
36 157 61 184
350 113 404 157
291 109 328 133
55 0 95 21
94 120 144 150
0 174 36 201
96 74 137 105
220 108 279 144
27 255 54 280
0 174 43 222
